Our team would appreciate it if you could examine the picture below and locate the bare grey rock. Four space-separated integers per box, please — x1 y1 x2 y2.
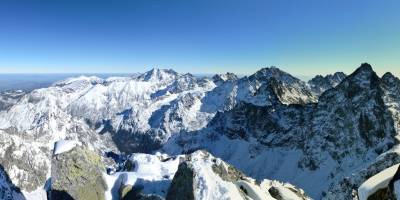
50 146 107 200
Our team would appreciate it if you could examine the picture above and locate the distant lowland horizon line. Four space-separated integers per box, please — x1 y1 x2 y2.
0 63 397 80
0 63 377 76
0 63 398 93
0 65 396 78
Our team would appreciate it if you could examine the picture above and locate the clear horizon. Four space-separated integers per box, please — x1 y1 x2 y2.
0 64 393 79
1 1 399 77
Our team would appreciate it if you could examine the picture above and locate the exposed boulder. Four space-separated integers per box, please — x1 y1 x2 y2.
166 162 195 200
119 184 163 200
50 146 107 200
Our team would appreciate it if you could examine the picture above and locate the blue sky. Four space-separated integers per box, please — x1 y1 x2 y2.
0 0 399 76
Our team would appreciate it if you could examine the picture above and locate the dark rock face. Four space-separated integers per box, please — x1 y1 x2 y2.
269 187 284 200
249 67 317 104
381 72 400 137
119 184 164 200
112 129 162 154
367 187 393 200
0 165 25 200
174 63 400 199
304 63 396 165
211 162 244 182
207 63 396 170
50 146 107 200
166 162 195 200
49 190 74 200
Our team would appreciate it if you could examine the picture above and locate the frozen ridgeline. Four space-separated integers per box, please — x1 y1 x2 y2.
102 150 311 200
53 140 79 155
165 150 311 200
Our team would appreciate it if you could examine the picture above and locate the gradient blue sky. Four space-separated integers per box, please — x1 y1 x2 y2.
0 0 399 76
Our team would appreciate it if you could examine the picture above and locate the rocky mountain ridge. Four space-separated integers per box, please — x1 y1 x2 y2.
163 63 400 199
0 64 399 200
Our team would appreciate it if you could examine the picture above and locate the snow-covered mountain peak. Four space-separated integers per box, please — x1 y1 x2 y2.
250 66 301 85
331 71 347 80
357 62 374 72
382 72 399 83
212 72 238 83
138 68 179 82
53 75 104 87
339 63 379 90
312 72 346 84
351 63 375 78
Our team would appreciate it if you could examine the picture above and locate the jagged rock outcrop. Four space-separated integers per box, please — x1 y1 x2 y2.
166 150 311 200
166 162 195 200
103 150 310 200
308 72 346 95
201 67 317 114
50 146 107 200
249 67 317 104
119 184 164 200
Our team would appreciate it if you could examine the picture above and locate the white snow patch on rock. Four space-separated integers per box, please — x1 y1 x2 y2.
53 140 78 155
358 163 400 200
103 153 182 200
262 180 308 200
22 188 47 200
188 151 243 200
236 180 275 200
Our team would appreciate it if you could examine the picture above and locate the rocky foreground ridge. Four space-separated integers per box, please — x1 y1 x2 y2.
1 141 310 200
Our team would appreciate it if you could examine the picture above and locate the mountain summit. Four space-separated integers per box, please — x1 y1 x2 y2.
138 68 179 82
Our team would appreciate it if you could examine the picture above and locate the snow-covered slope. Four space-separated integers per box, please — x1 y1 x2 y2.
166 150 310 200
103 152 183 200
0 67 322 195
358 164 399 200
0 69 216 194
50 146 308 200
0 64 399 200
0 90 25 111
0 165 24 200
